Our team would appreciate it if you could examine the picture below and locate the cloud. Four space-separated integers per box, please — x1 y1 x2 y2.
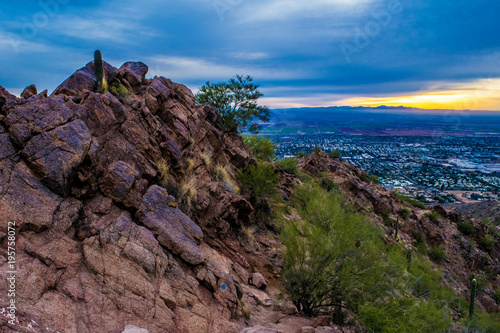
231 52 270 60
147 56 305 81
242 0 377 22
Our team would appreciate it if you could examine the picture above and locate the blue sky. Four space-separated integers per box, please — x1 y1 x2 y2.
1 0 500 109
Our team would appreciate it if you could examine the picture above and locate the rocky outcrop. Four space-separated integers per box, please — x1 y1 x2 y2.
0 60 255 332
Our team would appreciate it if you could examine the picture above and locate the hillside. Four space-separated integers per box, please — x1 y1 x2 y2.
0 59 499 333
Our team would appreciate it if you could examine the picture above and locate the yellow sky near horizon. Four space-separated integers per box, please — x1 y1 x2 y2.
263 78 500 110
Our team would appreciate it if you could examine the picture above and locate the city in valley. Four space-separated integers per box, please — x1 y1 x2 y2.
262 107 500 206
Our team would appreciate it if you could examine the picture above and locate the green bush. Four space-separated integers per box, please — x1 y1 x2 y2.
110 81 131 102
281 181 391 316
401 207 411 219
361 173 379 184
297 151 306 158
359 296 450 333
318 173 338 192
412 231 427 252
429 247 446 263
457 221 476 235
280 180 454 331
276 158 298 175
394 191 426 209
330 149 341 158
313 146 321 153
238 162 280 221
426 211 441 224
493 289 500 304
243 135 276 161
478 235 495 253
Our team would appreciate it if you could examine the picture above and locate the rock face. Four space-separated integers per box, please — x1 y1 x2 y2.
20 84 37 99
0 60 255 332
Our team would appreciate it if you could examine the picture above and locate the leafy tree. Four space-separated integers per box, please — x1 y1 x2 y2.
195 75 270 133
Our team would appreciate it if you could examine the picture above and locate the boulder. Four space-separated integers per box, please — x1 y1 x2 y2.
100 160 139 203
21 84 37 99
137 185 206 265
118 62 149 87
52 61 117 96
251 272 267 290
21 120 92 196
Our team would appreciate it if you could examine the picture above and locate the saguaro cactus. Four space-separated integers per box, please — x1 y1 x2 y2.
395 217 399 240
94 50 105 93
469 278 477 318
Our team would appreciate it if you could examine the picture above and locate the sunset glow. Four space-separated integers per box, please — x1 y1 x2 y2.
338 79 500 110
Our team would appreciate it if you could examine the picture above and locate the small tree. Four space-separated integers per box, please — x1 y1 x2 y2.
195 75 270 133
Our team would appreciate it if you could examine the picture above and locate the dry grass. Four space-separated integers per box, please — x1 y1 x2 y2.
179 180 197 212
213 164 240 194
200 149 213 167
185 158 195 174
156 158 170 187
241 301 250 319
241 225 257 245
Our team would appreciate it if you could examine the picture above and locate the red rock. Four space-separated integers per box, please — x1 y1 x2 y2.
118 62 149 87
313 315 332 328
250 272 267 290
21 84 37 99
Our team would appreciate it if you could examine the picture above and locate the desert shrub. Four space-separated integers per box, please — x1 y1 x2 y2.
467 312 500 333
243 135 275 161
280 181 453 332
359 296 450 333
297 151 306 157
394 191 426 209
478 235 495 253
493 289 500 304
401 206 411 219
313 146 322 153
318 173 338 192
156 158 170 188
330 149 341 158
109 81 131 103
239 162 278 198
238 162 280 221
361 173 379 184
276 158 298 175
426 211 441 223
429 247 446 263
407 255 445 299
281 182 392 316
457 220 476 235
412 231 427 252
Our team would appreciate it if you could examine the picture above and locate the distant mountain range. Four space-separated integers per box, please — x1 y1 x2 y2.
264 106 500 136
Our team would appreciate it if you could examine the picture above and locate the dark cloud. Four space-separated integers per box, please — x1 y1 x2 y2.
1 0 499 108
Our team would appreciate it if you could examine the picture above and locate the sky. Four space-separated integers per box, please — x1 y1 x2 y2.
1 0 500 110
